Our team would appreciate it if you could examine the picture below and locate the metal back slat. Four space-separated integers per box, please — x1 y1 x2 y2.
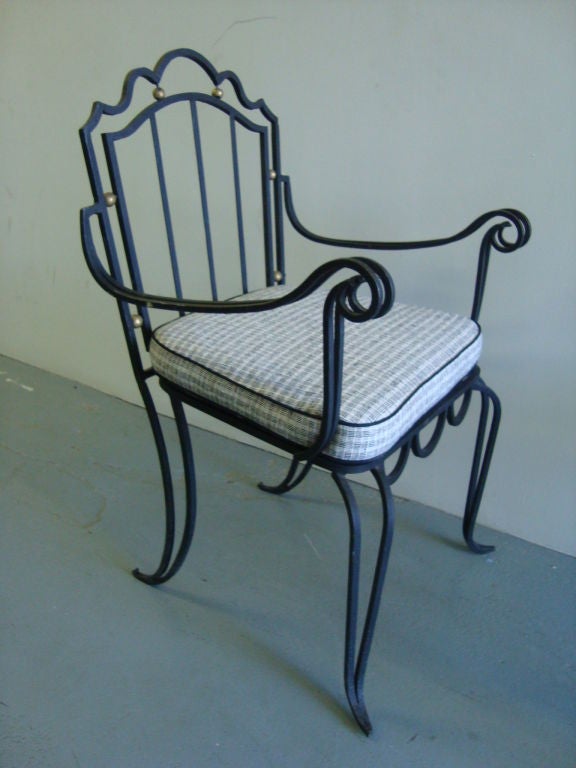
190 100 218 301
150 112 184 305
230 116 248 295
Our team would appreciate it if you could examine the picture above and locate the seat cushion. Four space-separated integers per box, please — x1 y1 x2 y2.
149 286 482 463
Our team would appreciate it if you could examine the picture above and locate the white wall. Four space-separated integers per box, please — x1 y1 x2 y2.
1 0 575 556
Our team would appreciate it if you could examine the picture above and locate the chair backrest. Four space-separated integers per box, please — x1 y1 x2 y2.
80 49 285 324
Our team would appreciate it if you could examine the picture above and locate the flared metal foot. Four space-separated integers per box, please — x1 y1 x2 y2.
463 539 495 556
333 466 395 735
348 696 373 736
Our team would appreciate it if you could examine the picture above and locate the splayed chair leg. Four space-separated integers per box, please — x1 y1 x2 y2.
258 456 313 495
463 381 501 554
332 466 395 735
133 386 197 585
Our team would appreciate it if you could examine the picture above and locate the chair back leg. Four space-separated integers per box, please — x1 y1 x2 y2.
463 381 501 554
133 385 197 585
258 456 313 495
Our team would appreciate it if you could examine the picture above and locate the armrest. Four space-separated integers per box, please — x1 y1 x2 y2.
282 175 530 254
282 176 530 321
82 202 394 463
80 204 394 318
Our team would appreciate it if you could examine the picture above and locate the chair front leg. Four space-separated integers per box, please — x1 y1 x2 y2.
332 465 395 735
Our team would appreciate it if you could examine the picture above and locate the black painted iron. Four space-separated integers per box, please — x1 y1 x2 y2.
79 49 531 734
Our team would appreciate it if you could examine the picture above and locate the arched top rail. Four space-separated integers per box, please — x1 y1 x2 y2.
81 48 279 135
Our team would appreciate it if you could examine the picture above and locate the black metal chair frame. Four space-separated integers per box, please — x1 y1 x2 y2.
79 49 530 734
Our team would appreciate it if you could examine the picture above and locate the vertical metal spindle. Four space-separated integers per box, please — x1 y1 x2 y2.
150 112 184 306
230 116 248 294
190 100 218 300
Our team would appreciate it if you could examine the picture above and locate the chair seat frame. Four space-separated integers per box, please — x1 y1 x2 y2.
79 49 530 734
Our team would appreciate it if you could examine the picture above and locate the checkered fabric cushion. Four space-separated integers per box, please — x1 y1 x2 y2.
150 286 482 462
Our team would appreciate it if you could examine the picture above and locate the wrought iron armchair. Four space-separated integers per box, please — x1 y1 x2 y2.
79 49 530 734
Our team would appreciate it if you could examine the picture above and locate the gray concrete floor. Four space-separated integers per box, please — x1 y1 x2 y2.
1 354 575 768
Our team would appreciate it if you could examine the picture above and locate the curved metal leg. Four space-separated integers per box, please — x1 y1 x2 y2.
133 386 197 585
332 466 395 735
463 381 501 554
258 456 313 495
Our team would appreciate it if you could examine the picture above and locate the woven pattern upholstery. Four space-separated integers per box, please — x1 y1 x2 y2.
150 286 482 462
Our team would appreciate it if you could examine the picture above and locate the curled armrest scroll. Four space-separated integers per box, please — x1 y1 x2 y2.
331 257 395 323
471 209 531 321
482 209 531 254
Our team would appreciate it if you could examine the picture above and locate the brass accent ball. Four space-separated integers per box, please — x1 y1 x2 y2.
153 86 165 100
131 314 144 328
211 86 223 99
103 192 117 207
273 270 283 283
